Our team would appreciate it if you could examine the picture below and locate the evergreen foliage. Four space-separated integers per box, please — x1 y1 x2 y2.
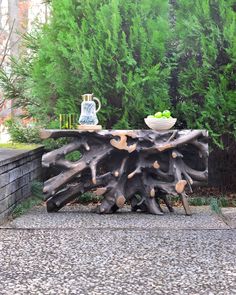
172 0 236 146
0 30 42 117
1 0 236 146
30 0 171 128
4 119 41 144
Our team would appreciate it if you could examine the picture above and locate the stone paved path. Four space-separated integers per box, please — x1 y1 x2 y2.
0 205 235 295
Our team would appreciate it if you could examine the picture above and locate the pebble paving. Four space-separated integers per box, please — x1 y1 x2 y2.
0 205 235 295
1 205 229 230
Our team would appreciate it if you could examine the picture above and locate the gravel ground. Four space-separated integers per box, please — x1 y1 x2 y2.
0 205 235 295
1 205 229 230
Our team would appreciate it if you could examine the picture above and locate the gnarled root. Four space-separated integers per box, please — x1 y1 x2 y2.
41 129 208 215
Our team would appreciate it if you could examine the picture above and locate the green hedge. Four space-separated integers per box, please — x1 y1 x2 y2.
174 0 236 146
30 0 171 129
1 0 236 147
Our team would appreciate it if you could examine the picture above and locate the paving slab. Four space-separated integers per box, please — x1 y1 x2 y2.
0 204 235 295
222 207 236 229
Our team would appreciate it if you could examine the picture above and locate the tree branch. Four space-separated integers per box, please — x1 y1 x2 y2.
0 19 15 67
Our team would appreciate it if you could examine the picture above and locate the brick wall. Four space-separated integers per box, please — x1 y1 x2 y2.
0 146 44 225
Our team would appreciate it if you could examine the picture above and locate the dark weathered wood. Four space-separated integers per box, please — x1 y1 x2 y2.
40 129 208 215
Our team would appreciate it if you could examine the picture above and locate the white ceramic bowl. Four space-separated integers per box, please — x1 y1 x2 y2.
144 117 177 131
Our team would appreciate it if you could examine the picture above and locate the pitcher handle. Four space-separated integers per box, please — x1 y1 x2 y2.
94 97 101 113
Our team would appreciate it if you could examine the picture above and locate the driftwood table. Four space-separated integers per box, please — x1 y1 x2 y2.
40 129 208 215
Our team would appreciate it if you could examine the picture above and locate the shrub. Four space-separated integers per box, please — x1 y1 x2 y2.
4 119 41 144
29 0 171 129
173 0 236 146
0 0 236 147
65 151 81 162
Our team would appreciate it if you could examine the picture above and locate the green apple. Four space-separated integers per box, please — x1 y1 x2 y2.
154 111 162 118
163 110 171 118
147 115 155 118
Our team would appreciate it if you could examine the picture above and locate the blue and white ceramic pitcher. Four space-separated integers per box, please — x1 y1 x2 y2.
78 94 101 125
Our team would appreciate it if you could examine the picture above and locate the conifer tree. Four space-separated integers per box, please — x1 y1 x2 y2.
1 0 236 146
31 0 171 128
172 0 236 145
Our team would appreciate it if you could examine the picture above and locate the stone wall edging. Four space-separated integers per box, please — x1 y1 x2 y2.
0 147 44 225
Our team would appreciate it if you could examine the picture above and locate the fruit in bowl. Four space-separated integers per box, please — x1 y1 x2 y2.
145 110 177 131
154 111 162 118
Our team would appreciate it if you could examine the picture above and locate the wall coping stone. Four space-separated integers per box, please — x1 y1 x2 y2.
0 146 44 225
0 146 44 166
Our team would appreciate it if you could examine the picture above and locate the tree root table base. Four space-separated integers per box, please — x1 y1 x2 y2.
40 129 208 215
